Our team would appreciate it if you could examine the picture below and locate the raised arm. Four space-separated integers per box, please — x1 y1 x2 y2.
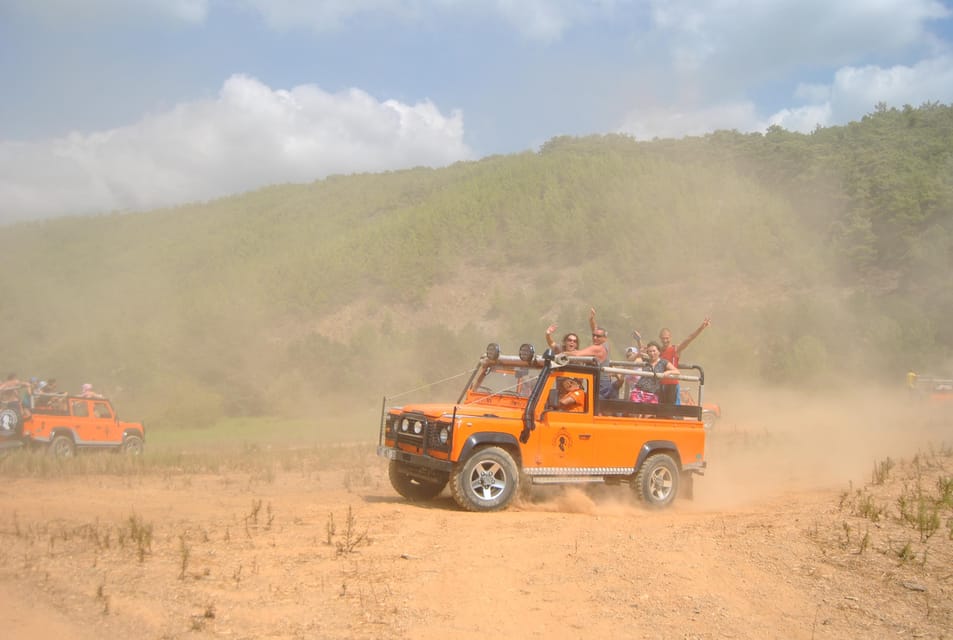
589 307 597 333
545 323 558 349
676 317 711 355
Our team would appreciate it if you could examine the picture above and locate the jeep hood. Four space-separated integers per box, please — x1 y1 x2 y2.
392 402 525 421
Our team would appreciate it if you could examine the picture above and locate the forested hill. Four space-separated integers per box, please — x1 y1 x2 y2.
2 102 952 427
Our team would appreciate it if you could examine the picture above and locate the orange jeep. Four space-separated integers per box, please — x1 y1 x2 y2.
10 392 146 457
377 343 708 511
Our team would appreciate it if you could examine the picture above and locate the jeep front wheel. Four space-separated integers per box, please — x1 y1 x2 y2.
634 453 679 508
122 435 144 456
49 435 76 459
450 446 518 512
388 461 447 501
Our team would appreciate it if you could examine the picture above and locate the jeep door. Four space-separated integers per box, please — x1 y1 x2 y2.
532 373 596 469
533 372 653 472
70 399 119 445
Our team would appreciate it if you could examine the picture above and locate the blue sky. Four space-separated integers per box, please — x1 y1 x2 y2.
2 0 952 222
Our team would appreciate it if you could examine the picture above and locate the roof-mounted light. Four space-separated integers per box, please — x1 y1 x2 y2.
518 343 535 363
485 343 501 362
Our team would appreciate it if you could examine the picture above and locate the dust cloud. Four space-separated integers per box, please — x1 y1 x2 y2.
516 381 950 515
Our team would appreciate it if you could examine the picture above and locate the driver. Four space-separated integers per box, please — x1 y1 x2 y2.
558 378 586 412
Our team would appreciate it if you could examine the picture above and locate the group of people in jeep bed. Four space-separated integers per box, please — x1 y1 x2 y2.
545 308 710 405
0 374 103 418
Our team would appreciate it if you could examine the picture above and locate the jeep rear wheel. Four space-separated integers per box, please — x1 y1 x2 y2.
122 435 144 456
634 453 679 508
388 461 447 501
450 446 518 512
49 435 76 459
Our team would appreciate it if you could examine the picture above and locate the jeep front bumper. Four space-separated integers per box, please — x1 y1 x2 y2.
377 446 454 472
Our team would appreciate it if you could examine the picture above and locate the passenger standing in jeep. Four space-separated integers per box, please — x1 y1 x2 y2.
631 342 678 403
80 383 103 398
544 324 580 354
658 317 710 404
0 373 23 402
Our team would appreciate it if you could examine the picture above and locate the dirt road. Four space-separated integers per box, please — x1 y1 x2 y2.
1 394 951 639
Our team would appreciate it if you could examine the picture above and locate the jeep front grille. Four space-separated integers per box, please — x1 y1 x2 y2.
391 413 452 453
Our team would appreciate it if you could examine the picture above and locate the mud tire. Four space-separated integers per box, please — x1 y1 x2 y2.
122 434 144 456
49 434 76 459
388 461 447 501
634 453 679 508
450 446 518 512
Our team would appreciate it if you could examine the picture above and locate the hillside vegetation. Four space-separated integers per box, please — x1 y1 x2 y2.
2 102 952 429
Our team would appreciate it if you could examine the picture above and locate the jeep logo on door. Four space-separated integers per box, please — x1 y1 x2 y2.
0 408 20 433
552 428 573 455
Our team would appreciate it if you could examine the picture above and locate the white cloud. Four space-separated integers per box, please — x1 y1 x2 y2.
0 75 472 222
617 101 764 140
619 52 953 139
767 104 832 133
765 55 953 133
490 0 623 42
828 55 953 121
653 0 951 73
7 0 627 41
4 0 209 23
235 0 621 40
234 0 416 31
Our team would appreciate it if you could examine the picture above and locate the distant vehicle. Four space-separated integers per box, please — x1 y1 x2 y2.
0 391 145 458
679 388 721 429
377 343 709 512
911 375 953 405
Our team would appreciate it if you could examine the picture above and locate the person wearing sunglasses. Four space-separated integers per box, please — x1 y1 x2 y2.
544 323 581 354
564 308 617 398
565 308 610 364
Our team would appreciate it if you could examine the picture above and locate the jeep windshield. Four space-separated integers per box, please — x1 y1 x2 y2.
460 363 543 407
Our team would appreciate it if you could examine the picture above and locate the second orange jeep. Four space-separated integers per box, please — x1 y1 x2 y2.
14 392 146 457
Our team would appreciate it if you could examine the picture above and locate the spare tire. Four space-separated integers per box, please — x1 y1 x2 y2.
0 404 22 439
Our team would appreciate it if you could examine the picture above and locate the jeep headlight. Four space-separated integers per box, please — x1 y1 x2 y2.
439 426 449 444
413 421 423 435
401 418 410 432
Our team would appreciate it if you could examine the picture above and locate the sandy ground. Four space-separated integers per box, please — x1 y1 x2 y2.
1 391 951 640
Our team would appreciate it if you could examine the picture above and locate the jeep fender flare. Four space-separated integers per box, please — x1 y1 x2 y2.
633 440 682 473
48 426 77 442
458 432 522 466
